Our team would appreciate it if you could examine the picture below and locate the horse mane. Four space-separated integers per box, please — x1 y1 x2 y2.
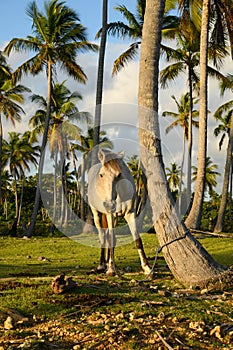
103 152 122 174
105 158 121 173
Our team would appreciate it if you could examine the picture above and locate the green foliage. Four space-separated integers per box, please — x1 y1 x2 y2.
201 193 233 232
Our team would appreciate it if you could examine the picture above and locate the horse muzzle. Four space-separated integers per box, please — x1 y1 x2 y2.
103 200 116 213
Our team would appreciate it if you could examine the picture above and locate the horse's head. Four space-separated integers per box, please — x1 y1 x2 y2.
96 150 124 213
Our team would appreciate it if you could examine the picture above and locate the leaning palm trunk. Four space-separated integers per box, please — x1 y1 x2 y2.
185 0 210 229
214 112 233 232
26 62 52 237
138 0 227 287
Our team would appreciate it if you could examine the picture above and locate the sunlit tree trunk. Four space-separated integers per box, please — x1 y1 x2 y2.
17 174 25 225
138 0 226 287
52 147 58 224
185 0 210 229
187 68 193 202
214 112 233 232
13 173 19 220
178 129 186 214
0 115 3 203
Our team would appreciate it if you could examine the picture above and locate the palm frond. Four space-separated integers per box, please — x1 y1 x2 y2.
219 74 233 95
96 22 133 40
214 101 233 118
112 42 140 75
160 62 185 88
114 5 140 31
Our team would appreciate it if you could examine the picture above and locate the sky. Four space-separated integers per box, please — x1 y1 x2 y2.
0 0 232 195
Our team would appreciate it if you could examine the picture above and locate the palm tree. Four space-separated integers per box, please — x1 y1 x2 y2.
213 80 233 232
185 0 210 229
96 0 178 75
214 103 232 150
2 131 39 226
92 0 108 165
166 162 181 191
1 169 12 220
162 92 199 208
160 29 202 202
4 0 98 236
210 0 233 59
184 0 230 229
138 0 225 287
192 156 220 196
126 154 148 217
0 53 30 203
161 1 228 208
29 81 90 226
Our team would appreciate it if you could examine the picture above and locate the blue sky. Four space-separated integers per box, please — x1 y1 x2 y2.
0 0 232 195
0 0 134 46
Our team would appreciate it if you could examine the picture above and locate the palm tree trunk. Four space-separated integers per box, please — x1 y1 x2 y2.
26 61 52 237
230 159 233 231
138 0 225 287
185 0 210 229
214 112 233 232
178 129 186 214
17 174 25 226
92 0 108 165
4 198 8 220
53 147 58 224
13 173 19 220
187 68 193 202
71 147 81 216
80 156 86 221
0 115 3 204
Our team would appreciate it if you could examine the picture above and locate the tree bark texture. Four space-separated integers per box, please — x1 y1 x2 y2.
138 0 226 287
187 68 193 203
185 0 210 229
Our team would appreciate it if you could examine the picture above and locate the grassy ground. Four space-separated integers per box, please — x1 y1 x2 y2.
0 233 232 349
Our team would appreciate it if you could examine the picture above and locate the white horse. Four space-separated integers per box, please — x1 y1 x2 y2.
88 149 151 276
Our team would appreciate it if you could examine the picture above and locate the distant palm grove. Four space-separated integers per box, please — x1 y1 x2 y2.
0 0 232 237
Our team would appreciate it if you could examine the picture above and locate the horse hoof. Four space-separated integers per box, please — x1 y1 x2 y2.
106 270 116 277
143 265 152 275
97 264 106 273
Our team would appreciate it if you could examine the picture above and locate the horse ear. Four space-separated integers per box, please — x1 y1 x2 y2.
98 150 105 164
117 150 125 159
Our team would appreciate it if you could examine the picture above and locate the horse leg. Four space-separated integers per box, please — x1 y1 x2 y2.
125 212 151 275
92 209 107 272
106 213 116 276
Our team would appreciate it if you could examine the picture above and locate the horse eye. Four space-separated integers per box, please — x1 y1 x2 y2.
99 173 103 178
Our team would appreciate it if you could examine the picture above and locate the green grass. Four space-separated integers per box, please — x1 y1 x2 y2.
0 233 232 349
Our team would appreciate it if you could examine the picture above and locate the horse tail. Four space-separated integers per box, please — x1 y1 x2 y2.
102 213 108 229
